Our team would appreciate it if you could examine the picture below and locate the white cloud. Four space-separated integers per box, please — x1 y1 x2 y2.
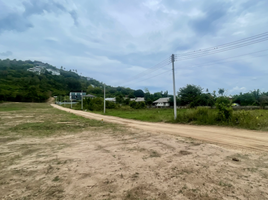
0 0 268 94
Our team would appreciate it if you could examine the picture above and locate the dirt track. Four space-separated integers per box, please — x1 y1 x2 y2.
52 104 268 152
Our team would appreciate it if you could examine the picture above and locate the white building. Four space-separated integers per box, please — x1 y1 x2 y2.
47 69 60 76
105 97 116 102
27 66 44 75
135 97 145 102
153 97 170 107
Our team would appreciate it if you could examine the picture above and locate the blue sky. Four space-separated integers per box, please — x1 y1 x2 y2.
0 0 268 95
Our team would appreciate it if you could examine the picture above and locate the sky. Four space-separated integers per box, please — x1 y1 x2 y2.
0 0 268 95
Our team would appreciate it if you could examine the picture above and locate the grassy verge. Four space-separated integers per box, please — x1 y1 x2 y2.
0 102 118 137
61 103 268 131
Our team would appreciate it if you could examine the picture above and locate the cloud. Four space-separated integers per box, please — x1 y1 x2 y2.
229 86 247 94
0 0 268 94
0 13 33 33
0 0 78 33
0 51 13 57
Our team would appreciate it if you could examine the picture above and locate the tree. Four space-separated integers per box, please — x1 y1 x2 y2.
115 94 124 104
134 89 144 97
178 84 203 106
218 88 225 96
259 95 268 109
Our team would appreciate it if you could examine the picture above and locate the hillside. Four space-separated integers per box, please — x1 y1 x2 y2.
0 59 134 102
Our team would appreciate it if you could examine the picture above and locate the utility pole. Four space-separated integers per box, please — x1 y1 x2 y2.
104 84 106 114
71 98 72 109
81 90 83 110
172 54 177 120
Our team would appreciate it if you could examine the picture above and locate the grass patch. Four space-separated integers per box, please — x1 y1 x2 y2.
0 102 119 137
72 105 268 131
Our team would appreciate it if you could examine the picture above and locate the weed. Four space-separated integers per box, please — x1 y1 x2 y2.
219 181 232 187
149 150 160 158
81 104 268 131
52 176 60 182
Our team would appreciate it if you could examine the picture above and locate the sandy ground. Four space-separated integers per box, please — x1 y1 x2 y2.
1 105 268 199
52 104 268 153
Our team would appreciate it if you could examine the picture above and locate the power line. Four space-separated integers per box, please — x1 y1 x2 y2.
117 31 268 87
124 48 268 86
174 34 268 61
116 56 171 86
174 31 268 58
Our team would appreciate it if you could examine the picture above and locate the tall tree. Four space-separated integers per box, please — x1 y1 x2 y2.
218 88 225 96
178 84 203 106
134 89 144 97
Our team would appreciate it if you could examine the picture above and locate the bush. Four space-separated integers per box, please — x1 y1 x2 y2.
81 97 104 111
215 97 233 121
106 101 118 109
130 101 146 109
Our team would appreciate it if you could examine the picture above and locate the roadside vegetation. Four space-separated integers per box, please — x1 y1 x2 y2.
60 85 268 131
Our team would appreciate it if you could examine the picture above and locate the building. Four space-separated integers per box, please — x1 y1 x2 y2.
27 65 60 76
47 68 60 76
135 97 145 102
84 94 96 98
69 92 86 101
105 97 116 102
27 66 44 75
153 97 170 107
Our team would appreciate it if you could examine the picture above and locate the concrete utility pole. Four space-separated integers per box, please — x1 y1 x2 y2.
71 98 72 109
172 54 177 120
104 84 106 114
81 90 83 110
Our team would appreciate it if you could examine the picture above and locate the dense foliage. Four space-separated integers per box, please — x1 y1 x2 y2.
129 101 146 109
1 59 268 108
0 59 136 102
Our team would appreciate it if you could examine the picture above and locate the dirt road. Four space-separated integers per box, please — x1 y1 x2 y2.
52 104 268 152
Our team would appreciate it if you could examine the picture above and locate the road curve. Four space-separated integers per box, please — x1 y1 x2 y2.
52 104 268 153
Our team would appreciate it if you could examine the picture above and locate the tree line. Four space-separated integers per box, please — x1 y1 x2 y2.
1 59 267 107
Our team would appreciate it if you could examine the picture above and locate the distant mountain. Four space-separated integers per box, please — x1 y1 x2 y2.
0 59 135 102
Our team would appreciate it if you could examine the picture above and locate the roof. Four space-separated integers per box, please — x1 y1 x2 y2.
153 97 170 103
70 92 86 95
105 98 116 101
84 94 96 98
135 97 145 102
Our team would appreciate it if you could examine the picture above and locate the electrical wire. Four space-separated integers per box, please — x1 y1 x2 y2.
174 36 268 61
118 31 268 87
174 31 268 58
124 48 268 86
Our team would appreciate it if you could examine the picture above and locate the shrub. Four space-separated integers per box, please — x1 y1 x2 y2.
106 101 117 109
215 97 233 121
81 97 104 111
130 101 145 109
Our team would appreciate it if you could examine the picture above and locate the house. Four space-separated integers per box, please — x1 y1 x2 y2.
105 97 116 102
69 92 86 101
27 66 44 75
153 97 170 107
47 68 60 76
135 97 145 102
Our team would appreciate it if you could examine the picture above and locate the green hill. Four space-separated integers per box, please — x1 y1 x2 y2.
0 59 134 102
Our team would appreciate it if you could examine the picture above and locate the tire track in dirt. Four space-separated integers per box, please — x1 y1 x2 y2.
52 104 268 152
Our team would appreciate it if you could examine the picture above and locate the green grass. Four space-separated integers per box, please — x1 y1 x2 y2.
0 102 118 137
0 102 48 112
59 104 268 131
83 106 268 131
